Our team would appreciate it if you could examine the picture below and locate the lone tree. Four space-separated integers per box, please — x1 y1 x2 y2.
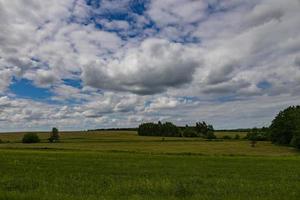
49 127 59 143
270 106 300 148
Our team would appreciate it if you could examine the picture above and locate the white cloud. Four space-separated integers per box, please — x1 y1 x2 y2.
82 38 201 94
0 0 300 131
148 0 207 26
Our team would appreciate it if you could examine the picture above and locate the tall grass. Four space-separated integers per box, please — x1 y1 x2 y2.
0 150 300 200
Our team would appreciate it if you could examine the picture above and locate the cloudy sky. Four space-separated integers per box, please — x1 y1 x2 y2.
0 0 300 131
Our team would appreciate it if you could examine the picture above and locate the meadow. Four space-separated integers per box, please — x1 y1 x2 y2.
0 131 300 199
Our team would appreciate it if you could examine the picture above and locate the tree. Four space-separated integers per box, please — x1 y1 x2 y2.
247 128 258 147
246 127 270 142
290 131 300 149
138 121 179 137
138 122 160 136
138 121 215 138
182 125 198 137
161 122 180 137
22 133 40 143
49 127 59 143
195 121 216 139
269 106 300 147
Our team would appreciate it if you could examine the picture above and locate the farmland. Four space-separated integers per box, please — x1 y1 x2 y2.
0 131 300 199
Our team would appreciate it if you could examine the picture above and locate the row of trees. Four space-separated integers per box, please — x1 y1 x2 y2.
138 121 180 137
19 105 300 150
244 106 300 149
138 121 216 138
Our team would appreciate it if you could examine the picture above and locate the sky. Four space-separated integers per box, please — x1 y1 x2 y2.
0 0 300 131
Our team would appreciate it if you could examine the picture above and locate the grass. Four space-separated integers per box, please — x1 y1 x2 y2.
0 131 297 156
0 131 300 199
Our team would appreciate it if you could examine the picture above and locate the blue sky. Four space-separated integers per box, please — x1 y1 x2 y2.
0 0 300 131
10 78 53 101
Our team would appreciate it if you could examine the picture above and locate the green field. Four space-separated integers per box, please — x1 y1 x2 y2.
0 131 300 199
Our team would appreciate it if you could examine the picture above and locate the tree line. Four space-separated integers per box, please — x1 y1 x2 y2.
20 105 300 150
236 106 300 149
138 121 216 139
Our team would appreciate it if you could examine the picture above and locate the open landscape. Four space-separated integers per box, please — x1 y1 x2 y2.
1 0 300 199
1 130 300 200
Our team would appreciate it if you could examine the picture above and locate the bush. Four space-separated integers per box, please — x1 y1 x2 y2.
206 131 217 139
234 134 240 140
246 128 269 141
270 106 300 146
0 139 3 143
222 135 232 140
22 133 40 143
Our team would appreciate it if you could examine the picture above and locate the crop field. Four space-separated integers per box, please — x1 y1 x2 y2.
0 131 300 200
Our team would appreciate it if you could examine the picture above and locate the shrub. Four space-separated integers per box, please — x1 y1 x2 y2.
22 133 40 143
206 131 217 139
246 128 269 141
0 139 3 143
234 134 240 140
222 135 232 140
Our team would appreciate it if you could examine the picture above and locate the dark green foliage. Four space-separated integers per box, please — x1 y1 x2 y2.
137 122 159 136
0 139 3 143
222 135 232 140
290 131 300 149
246 127 270 141
206 131 217 139
138 121 179 137
195 121 216 139
22 133 40 143
49 127 59 143
161 122 180 137
138 121 216 138
182 125 199 137
270 106 300 148
234 134 240 140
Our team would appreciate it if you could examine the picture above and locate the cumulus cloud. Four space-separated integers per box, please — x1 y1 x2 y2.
0 69 13 93
148 0 207 26
82 38 200 94
0 0 300 131
32 69 58 87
